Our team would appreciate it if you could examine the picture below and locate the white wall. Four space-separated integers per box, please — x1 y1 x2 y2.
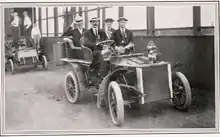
124 6 147 30
201 5 215 27
155 6 193 28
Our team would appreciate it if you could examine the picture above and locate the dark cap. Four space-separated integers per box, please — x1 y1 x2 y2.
104 18 114 22
117 17 128 22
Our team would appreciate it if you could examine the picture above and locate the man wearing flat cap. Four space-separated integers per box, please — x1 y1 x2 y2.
112 17 134 54
83 17 108 80
104 18 115 40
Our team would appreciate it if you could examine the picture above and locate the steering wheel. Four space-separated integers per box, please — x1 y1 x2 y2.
96 40 115 47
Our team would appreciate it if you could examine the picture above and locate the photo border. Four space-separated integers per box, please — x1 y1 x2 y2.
0 0 219 136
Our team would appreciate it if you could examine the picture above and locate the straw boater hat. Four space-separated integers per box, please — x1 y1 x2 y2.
104 18 114 22
89 17 100 22
74 15 83 24
117 17 128 22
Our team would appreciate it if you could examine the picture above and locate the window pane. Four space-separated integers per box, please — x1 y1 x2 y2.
41 19 47 35
48 7 54 18
36 7 39 21
105 7 119 29
41 7 47 19
201 5 215 26
58 16 64 35
48 18 54 36
58 7 65 16
124 6 147 30
155 5 193 28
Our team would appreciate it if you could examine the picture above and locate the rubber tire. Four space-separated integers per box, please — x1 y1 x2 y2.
108 81 124 127
42 55 48 69
8 59 14 75
64 71 81 104
172 72 192 110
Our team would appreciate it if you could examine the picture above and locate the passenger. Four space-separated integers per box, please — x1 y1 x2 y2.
112 17 134 54
71 15 87 48
104 18 116 40
62 15 87 59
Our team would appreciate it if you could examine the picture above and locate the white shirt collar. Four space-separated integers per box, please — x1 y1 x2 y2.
121 27 125 31
92 27 98 35
78 28 82 34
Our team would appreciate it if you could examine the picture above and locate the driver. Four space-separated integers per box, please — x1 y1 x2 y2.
112 17 134 54
83 17 109 79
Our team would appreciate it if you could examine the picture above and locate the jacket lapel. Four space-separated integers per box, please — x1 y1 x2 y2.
75 28 81 36
90 28 96 36
118 29 123 39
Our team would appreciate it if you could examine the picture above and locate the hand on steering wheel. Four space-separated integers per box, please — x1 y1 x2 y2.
115 46 125 54
96 40 114 46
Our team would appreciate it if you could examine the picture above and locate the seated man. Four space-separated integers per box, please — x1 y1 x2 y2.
62 16 87 59
111 17 135 54
83 17 109 80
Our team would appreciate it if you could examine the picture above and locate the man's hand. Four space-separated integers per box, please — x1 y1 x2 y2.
101 48 111 56
102 44 109 50
124 43 134 49
115 46 125 54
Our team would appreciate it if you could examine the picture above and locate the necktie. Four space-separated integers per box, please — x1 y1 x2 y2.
107 29 111 39
122 28 125 39
95 29 98 36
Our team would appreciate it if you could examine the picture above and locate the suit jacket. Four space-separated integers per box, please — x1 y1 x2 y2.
62 27 86 47
72 28 86 47
112 28 134 47
83 28 108 51
61 27 74 37
105 28 116 40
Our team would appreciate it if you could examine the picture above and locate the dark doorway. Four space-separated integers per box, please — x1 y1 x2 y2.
14 8 33 36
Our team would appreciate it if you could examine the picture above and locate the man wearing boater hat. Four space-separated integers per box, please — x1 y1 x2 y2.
83 17 107 50
104 18 115 40
62 15 86 47
112 17 134 54
83 17 108 82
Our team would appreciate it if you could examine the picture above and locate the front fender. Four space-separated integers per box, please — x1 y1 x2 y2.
68 63 88 92
97 68 128 107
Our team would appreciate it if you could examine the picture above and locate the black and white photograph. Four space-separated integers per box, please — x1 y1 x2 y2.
1 0 219 136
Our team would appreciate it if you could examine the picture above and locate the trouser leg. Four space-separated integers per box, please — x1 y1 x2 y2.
24 27 32 46
12 27 19 50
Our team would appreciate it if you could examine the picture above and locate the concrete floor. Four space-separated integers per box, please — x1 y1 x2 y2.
3 63 215 133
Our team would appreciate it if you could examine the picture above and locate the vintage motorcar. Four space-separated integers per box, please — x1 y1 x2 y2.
61 38 192 127
5 38 48 74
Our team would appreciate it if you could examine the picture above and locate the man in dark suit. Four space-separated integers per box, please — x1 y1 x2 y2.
104 18 116 40
83 17 108 80
112 17 135 54
83 17 107 51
